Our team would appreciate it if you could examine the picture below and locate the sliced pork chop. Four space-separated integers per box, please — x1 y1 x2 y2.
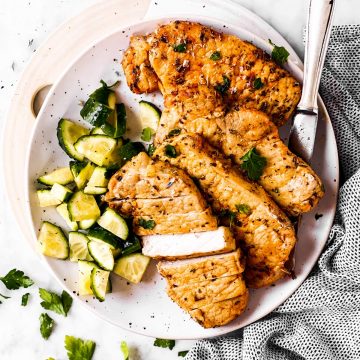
105 152 217 235
142 226 236 260
154 134 297 288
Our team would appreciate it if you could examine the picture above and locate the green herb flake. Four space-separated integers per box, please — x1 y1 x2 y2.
253 78 264 90
168 128 182 137
154 338 176 350
214 75 231 95
178 350 189 357
173 43 187 53
64 335 96 360
0 292 10 304
210 51 221 61
141 127 155 142
236 204 251 215
219 209 237 226
39 288 73 317
138 218 156 230
148 143 156 157
21 293 30 306
120 340 129 360
268 39 289 65
39 313 54 340
118 142 145 163
164 144 178 158
0 269 34 290
240 148 267 181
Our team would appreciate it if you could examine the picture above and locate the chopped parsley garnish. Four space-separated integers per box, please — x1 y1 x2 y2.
120 341 129 360
164 144 178 158
253 78 264 90
64 335 96 360
21 293 30 306
178 350 189 357
236 203 251 215
0 269 34 290
39 288 73 317
240 148 267 181
154 338 176 350
148 143 156 156
0 293 10 304
141 127 155 142
219 209 237 226
39 313 54 340
210 51 221 61
173 43 187 53
168 128 182 137
138 218 156 230
268 39 289 65
214 75 230 95
118 141 145 163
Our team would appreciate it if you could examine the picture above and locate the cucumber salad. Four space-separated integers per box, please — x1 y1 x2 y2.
36 80 160 302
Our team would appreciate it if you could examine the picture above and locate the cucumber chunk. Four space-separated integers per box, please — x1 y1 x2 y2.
78 260 99 296
69 232 92 262
69 160 87 178
97 208 128 240
88 240 114 271
74 135 117 166
50 183 73 202
78 218 97 230
87 167 109 187
80 98 114 127
83 186 107 195
90 127 106 135
87 227 120 249
68 191 100 221
57 119 89 161
139 100 161 131
121 236 142 257
38 167 74 186
90 268 110 302
38 222 69 259
113 253 150 284
72 162 95 189
56 203 78 231
37 190 62 207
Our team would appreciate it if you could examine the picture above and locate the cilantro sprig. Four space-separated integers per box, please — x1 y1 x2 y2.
39 288 73 317
154 338 175 350
40 313 54 340
268 39 289 65
0 269 34 290
65 335 96 360
240 148 267 181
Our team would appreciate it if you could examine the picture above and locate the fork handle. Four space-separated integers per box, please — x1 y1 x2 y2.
297 0 335 113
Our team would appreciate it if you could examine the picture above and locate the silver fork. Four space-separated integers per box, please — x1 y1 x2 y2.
289 0 336 163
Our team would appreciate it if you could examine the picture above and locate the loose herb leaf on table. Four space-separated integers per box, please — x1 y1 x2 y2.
154 338 176 350
0 269 34 290
39 288 73 317
65 335 96 360
39 313 54 340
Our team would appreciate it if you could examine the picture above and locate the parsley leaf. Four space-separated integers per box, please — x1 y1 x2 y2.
173 43 187 53
64 335 96 360
240 148 267 181
164 144 178 158
39 313 54 340
39 288 73 317
210 51 221 61
141 127 155 142
219 209 237 226
253 78 264 90
154 338 175 350
138 218 156 230
147 143 156 157
268 39 289 65
236 203 251 215
0 292 10 304
21 293 30 306
214 75 230 95
120 340 129 360
168 128 182 137
0 269 34 290
178 350 189 357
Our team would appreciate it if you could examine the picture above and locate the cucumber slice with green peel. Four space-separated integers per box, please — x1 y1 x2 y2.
90 127 106 135
80 98 114 127
57 119 89 161
89 80 118 104
113 253 150 284
68 191 100 221
97 208 128 240
38 167 74 186
87 167 109 187
121 236 142 257
88 240 114 271
69 161 87 178
38 222 69 259
37 190 62 207
87 227 120 249
74 135 117 166
69 232 92 262
72 162 95 189
56 203 78 231
78 260 99 295
78 218 97 230
139 100 161 131
83 186 107 195
50 183 73 202
90 268 110 302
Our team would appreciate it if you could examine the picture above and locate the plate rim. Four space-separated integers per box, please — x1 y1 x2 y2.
24 14 339 340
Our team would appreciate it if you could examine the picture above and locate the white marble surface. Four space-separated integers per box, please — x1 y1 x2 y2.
0 1 359 359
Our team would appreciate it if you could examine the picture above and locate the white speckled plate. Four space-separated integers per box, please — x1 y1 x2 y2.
25 15 338 339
